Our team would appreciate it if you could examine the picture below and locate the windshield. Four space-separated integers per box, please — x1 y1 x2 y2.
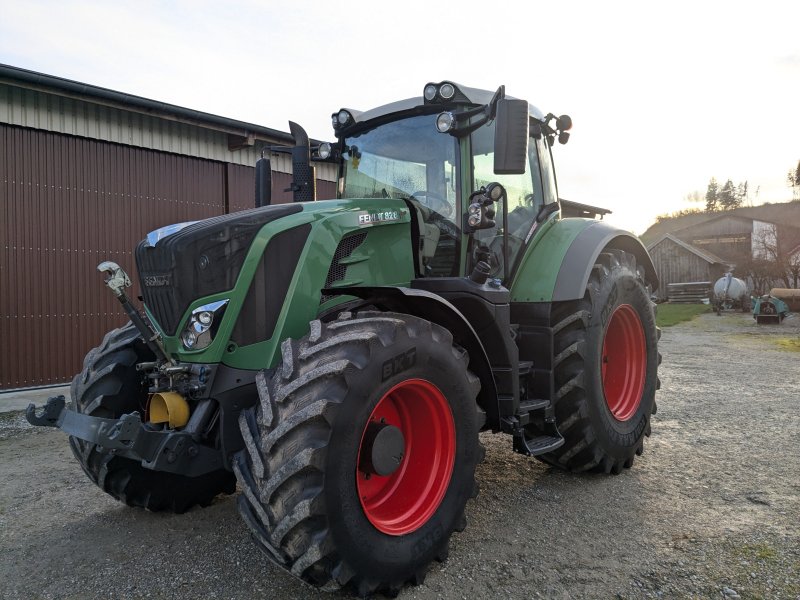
341 114 461 277
341 114 458 207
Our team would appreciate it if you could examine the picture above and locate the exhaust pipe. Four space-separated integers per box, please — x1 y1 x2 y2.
287 121 316 202
255 155 272 207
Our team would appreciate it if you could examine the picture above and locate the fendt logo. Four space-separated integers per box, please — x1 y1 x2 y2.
358 210 400 225
143 274 171 287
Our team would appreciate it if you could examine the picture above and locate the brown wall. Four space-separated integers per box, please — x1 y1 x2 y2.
0 124 334 389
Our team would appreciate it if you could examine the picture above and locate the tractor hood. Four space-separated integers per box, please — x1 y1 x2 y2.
135 204 302 335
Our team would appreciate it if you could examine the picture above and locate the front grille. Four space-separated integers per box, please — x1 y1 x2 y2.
135 203 302 335
231 224 312 347
320 232 368 304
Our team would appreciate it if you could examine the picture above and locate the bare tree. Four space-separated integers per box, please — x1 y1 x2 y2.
750 222 800 289
788 160 800 201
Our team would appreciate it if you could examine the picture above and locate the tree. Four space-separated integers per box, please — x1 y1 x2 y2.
736 180 749 206
684 190 704 204
718 179 740 210
788 160 800 201
705 177 719 211
750 222 800 289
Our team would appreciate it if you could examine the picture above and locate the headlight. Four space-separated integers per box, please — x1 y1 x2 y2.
436 112 455 133
337 109 351 125
181 300 228 350
424 84 437 101
439 83 455 99
182 330 197 349
318 142 332 159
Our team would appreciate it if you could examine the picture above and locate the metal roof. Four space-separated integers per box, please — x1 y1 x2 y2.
647 233 730 265
0 63 330 146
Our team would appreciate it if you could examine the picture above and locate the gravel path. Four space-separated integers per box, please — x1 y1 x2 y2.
1 312 798 599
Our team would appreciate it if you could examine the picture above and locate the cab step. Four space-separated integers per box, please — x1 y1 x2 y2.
512 432 564 456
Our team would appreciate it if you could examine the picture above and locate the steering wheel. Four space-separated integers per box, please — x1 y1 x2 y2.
410 190 453 218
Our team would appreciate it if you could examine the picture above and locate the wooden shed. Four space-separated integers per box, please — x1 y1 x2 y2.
647 234 730 301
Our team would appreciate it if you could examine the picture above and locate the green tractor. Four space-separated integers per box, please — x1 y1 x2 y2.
28 81 660 596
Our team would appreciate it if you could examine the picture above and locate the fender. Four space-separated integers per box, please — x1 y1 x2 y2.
511 218 658 303
553 220 659 301
323 286 500 430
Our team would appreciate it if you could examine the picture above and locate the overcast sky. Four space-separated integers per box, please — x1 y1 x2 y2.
2 0 799 234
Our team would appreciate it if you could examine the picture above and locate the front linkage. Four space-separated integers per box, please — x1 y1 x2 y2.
26 261 227 478
27 394 222 477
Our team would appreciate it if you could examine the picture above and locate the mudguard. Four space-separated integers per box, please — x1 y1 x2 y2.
553 220 659 301
511 218 658 303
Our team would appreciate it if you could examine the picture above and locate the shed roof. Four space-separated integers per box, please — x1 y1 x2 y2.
647 233 730 265
640 201 800 245
0 63 326 146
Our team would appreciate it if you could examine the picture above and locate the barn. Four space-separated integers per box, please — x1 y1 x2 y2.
643 204 800 301
646 234 729 301
0 64 336 390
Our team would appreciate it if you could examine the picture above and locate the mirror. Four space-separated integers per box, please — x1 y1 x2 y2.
493 99 529 175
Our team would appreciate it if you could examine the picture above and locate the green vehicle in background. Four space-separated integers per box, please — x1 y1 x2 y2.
29 81 660 596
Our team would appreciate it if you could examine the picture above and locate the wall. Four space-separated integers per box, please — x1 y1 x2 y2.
0 124 334 389
648 237 724 300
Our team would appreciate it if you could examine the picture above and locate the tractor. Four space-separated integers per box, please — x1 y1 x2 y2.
28 81 660 596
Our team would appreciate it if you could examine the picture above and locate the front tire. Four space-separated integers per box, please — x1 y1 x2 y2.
541 249 659 473
69 323 236 512
234 312 483 595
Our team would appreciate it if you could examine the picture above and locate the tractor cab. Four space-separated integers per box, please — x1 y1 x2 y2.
329 82 571 286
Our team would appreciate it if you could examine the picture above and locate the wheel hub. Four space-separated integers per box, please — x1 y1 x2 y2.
356 378 455 536
359 421 405 477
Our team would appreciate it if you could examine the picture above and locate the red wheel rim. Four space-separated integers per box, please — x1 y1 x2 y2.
356 379 455 536
601 304 646 422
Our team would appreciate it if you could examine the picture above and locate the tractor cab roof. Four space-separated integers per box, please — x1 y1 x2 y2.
332 81 545 136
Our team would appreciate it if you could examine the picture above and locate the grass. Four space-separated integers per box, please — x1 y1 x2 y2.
656 303 711 328
775 337 800 352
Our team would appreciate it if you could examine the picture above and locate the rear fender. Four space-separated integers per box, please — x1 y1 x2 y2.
553 222 659 300
511 218 658 303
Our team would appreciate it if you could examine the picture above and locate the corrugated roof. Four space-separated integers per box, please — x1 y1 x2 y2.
0 63 300 144
640 201 800 246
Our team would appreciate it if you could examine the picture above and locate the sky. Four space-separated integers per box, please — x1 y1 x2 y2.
1 0 799 234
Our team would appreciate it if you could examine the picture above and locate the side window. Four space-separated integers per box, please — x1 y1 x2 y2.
471 122 545 241
536 137 558 204
469 122 550 279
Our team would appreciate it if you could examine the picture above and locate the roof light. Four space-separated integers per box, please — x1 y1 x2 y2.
337 109 352 126
436 112 455 133
424 84 437 101
439 83 455 99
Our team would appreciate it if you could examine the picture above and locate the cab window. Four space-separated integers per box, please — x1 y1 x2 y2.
470 121 546 277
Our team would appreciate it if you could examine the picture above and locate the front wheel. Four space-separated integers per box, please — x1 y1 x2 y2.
541 249 660 473
234 312 483 596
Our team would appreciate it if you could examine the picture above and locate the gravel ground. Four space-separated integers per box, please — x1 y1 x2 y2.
1 311 798 599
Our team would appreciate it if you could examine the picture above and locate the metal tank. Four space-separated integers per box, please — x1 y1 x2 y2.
713 273 749 313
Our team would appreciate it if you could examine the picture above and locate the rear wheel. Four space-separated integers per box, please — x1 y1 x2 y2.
541 249 659 473
69 323 236 512
234 311 483 595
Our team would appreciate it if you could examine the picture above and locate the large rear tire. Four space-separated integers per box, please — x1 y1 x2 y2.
540 249 660 473
69 323 236 512
234 312 483 596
